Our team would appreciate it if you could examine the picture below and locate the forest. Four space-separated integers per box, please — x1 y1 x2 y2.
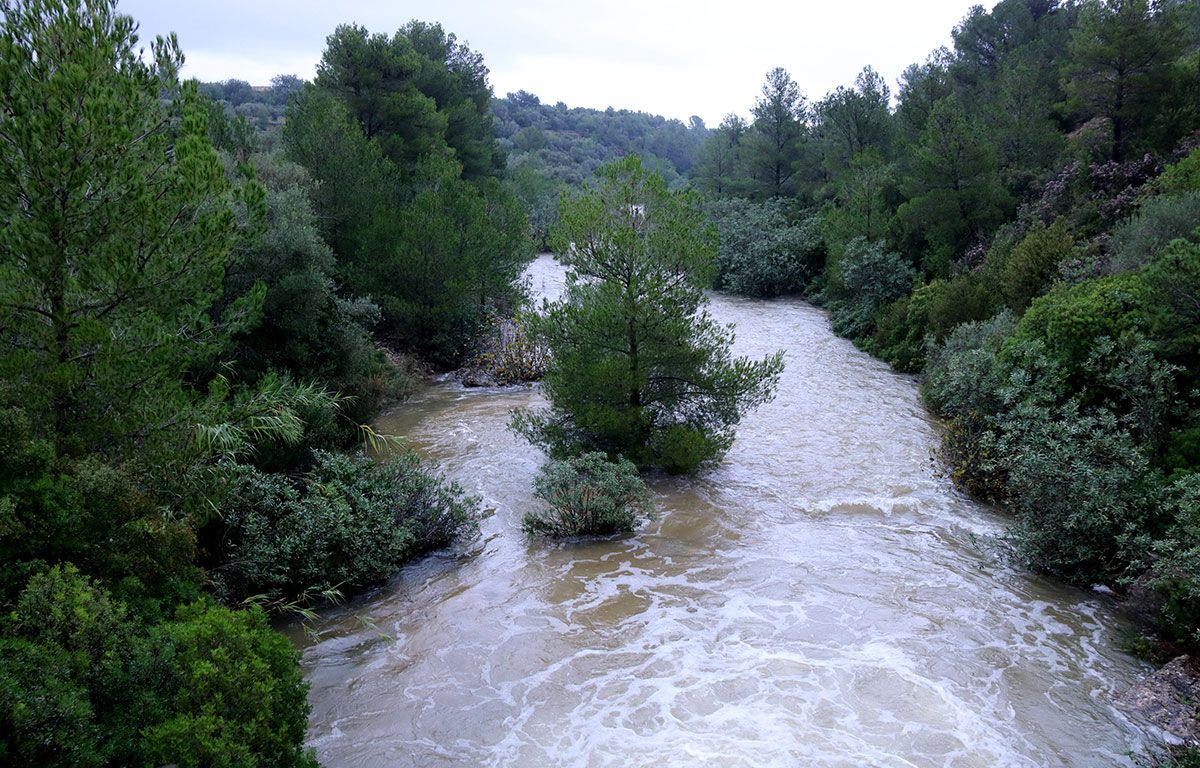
1 0 1199 765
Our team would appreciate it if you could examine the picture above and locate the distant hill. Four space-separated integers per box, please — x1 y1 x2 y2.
492 91 708 187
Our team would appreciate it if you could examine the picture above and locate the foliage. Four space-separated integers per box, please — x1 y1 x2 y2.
221 162 403 445
142 601 318 768
0 566 317 768
813 67 892 180
461 311 549 385
992 400 1156 582
692 114 748 196
1145 473 1200 648
523 453 653 537
0 565 169 768
827 238 917 341
0 409 200 609
493 91 706 188
1108 191 1200 273
820 149 897 255
999 217 1073 310
512 157 783 473
213 450 478 603
0 4 490 765
0 0 259 458
708 198 824 297
1156 146 1200 194
1009 272 1149 371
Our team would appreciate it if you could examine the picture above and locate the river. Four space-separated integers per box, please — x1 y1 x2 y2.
292 254 1151 767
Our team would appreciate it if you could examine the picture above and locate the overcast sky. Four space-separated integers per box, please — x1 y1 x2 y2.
116 0 982 126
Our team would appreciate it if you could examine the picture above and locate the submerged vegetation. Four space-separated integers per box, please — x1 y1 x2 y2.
523 452 653 537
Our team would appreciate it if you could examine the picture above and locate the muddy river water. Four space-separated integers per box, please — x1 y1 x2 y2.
293 255 1151 767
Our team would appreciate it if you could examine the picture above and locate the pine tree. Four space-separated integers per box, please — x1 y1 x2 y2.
0 0 260 456
512 157 783 473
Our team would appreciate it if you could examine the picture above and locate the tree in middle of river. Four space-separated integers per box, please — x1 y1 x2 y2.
512 156 784 474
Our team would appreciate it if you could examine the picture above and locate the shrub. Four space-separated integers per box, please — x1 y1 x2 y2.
993 401 1156 583
869 295 926 373
0 409 199 609
923 273 1001 341
524 453 653 537
1146 473 1200 651
1009 272 1149 371
0 565 169 768
143 602 318 768
0 570 321 768
1109 191 1200 273
923 311 1018 419
1156 146 1200 194
214 450 478 602
709 199 824 297
1141 237 1200 370
932 336 1070 500
1000 217 1073 310
828 238 916 341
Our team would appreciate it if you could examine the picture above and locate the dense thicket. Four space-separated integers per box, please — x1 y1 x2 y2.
0 2 510 764
690 0 1200 672
284 23 534 366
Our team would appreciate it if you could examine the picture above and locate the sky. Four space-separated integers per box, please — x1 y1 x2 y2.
116 0 983 126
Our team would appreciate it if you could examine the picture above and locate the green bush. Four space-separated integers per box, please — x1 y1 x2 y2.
923 274 1002 340
868 294 926 372
1157 146 1200 194
1109 191 1200 273
524 453 653 537
1000 217 1073 310
709 199 824 297
143 602 318 768
922 311 1018 419
1008 272 1149 371
828 238 916 341
1 567 321 768
0 565 169 768
1141 237 1200 371
215 450 478 602
994 401 1156 583
0 409 199 610
1146 473 1200 650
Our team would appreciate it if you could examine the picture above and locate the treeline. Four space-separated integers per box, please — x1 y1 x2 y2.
0 2 530 766
494 92 708 246
696 0 1200 670
198 74 304 128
